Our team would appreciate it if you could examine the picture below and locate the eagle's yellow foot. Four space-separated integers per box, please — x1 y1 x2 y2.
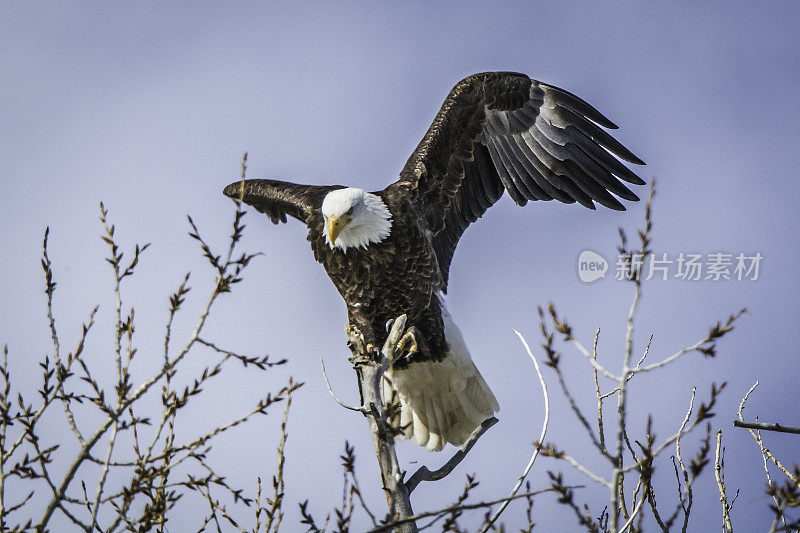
396 327 420 362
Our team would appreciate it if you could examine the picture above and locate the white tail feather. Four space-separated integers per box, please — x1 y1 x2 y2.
381 298 499 451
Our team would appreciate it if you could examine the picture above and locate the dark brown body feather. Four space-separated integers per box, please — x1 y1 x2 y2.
310 188 448 361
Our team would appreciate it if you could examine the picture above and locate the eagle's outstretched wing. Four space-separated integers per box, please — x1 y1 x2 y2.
387 72 645 289
223 179 343 225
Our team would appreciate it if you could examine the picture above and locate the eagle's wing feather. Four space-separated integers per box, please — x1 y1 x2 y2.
387 72 644 289
223 179 343 225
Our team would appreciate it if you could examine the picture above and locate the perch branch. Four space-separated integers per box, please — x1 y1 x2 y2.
348 314 416 533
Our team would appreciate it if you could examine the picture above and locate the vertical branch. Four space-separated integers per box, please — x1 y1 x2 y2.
0 346 8 529
264 387 293 532
714 431 734 532
611 273 639 530
611 181 653 531
42 228 60 364
42 229 86 446
592 328 606 454
156 387 177 533
347 316 416 533
90 206 150 531
674 389 696 533
618 495 646 533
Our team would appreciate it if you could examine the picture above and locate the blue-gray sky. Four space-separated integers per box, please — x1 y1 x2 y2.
2 2 799 530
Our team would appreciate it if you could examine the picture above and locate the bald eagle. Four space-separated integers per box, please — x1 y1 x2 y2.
224 72 644 451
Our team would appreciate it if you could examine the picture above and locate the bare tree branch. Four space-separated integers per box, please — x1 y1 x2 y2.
733 420 800 435
714 430 734 532
347 314 417 533
320 359 366 413
405 417 497 494
737 382 799 484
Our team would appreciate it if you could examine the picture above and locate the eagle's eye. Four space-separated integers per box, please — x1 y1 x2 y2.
345 206 355 216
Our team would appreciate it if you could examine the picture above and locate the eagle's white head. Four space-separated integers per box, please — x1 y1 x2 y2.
321 188 392 251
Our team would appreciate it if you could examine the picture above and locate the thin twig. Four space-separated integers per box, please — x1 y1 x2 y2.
620 387 711 475
570 336 620 382
556 453 613 487
320 359 365 413
611 180 654 530
733 420 800 435
611 261 641 529
477 329 550 533
675 389 696 475
265 387 294 532
618 495 646 533
553 359 615 462
591 328 607 454
737 382 798 483
630 337 709 374
714 431 734 532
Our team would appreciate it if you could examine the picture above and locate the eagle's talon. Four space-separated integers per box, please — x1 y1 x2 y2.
396 328 420 361
385 318 395 332
363 343 382 361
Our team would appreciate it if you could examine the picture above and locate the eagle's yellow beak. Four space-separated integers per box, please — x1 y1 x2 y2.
327 214 350 244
